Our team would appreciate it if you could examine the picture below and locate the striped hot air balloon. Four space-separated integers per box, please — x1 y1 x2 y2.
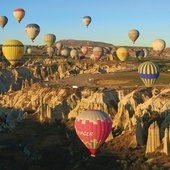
75 110 112 157
25 23 40 42
44 34 56 47
138 61 160 87
0 16 8 29
13 8 25 23
2 39 24 66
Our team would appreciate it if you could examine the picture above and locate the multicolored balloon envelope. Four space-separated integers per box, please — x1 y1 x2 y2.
2 39 24 66
136 50 144 61
13 8 25 23
25 23 40 42
75 110 112 157
0 16 8 29
138 61 160 87
82 16 91 28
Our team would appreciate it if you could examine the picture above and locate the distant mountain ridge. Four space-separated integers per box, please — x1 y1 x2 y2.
56 39 114 47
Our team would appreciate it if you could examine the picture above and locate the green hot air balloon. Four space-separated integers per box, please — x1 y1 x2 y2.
138 61 160 87
44 34 56 47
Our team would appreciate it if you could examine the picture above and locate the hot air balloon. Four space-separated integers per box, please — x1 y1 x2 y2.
75 110 112 157
116 47 128 62
138 61 160 87
70 49 79 59
152 39 166 55
56 42 63 51
13 8 25 23
0 16 8 29
47 46 55 58
82 16 91 28
93 47 103 61
2 40 24 66
143 48 148 58
136 49 144 61
27 47 32 55
44 34 56 47
81 46 88 55
128 29 140 44
25 23 40 42
61 48 70 57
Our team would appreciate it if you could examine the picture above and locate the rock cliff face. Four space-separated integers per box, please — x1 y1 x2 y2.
0 59 170 150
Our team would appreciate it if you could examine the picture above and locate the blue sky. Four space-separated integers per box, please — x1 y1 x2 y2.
1 0 170 47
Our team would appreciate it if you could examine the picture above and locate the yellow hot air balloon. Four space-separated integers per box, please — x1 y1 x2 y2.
13 8 25 23
2 40 24 66
44 34 56 47
116 47 128 61
128 29 140 44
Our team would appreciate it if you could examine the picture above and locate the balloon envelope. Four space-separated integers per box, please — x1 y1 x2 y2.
13 8 25 23
61 48 70 57
136 50 144 61
70 49 78 59
93 47 103 60
116 47 128 61
25 23 40 42
128 29 140 44
152 39 166 55
2 40 24 66
0 16 8 29
75 110 112 157
138 61 160 87
56 42 63 50
82 16 91 27
27 47 32 55
44 34 56 47
81 46 88 55
47 46 55 58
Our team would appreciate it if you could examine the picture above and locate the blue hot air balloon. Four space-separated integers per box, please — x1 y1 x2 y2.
138 61 160 87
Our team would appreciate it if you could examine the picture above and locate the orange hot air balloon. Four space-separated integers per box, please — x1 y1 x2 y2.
75 110 112 157
13 8 25 23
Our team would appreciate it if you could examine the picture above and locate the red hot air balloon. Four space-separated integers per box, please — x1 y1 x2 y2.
75 110 112 157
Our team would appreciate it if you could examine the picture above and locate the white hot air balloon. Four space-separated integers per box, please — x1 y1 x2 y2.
56 42 63 51
152 39 166 55
61 48 70 57
47 46 55 58
27 47 32 54
70 49 79 59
